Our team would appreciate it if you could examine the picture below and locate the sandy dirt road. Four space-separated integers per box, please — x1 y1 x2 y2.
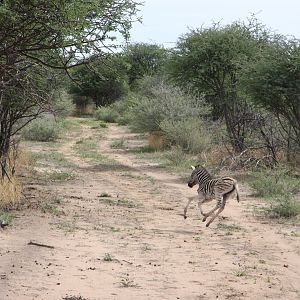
1 120 300 300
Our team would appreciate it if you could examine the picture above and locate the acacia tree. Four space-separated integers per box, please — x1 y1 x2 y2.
124 43 167 87
70 54 129 108
244 37 300 159
0 0 139 177
168 21 268 152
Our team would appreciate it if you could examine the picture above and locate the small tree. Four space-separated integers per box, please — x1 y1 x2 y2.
0 0 139 178
244 37 300 158
124 43 167 86
168 21 268 152
70 54 129 108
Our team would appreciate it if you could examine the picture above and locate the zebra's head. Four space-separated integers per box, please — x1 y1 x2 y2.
187 165 201 188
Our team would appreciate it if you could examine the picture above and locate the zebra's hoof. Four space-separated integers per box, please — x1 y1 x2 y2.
206 223 210 227
184 215 187 219
202 218 206 222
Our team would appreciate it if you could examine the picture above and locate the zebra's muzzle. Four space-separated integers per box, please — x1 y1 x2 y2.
188 182 194 188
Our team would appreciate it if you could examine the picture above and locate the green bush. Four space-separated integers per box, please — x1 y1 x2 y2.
250 166 300 218
160 118 212 154
54 90 75 118
94 107 119 123
268 197 300 218
129 79 207 133
164 146 187 166
250 167 300 198
22 118 61 142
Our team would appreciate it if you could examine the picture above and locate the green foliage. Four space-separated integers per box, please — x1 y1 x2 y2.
163 146 187 166
70 55 129 107
244 37 300 149
167 19 269 152
0 0 139 177
22 118 62 142
1 0 140 66
111 139 125 149
53 90 75 118
160 118 212 154
268 198 300 218
124 43 168 86
112 94 141 125
168 22 258 115
94 107 119 123
129 77 207 133
250 167 300 198
250 167 300 218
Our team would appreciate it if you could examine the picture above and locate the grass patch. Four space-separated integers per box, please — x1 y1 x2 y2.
250 167 300 198
217 223 242 232
98 197 136 208
22 118 62 142
57 221 79 233
47 171 75 181
267 197 300 218
62 296 88 300
94 107 119 123
40 203 62 216
110 138 125 149
99 192 112 198
103 253 113 262
133 145 198 178
0 211 14 226
235 268 247 277
136 145 157 153
110 226 120 233
31 152 74 168
119 274 137 288
73 137 115 164
250 166 300 219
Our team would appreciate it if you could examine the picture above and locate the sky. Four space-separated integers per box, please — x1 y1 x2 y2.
129 0 300 47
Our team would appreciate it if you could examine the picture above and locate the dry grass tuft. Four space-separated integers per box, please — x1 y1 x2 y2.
0 148 32 209
0 177 22 209
148 131 166 150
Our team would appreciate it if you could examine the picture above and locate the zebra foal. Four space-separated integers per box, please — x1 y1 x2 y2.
184 165 240 227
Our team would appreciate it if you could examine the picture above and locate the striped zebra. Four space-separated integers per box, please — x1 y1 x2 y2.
184 165 240 227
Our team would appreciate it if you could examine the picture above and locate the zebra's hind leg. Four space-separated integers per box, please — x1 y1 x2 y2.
206 198 226 227
201 204 219 222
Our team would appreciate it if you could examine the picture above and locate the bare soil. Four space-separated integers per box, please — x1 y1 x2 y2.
1 119 300 300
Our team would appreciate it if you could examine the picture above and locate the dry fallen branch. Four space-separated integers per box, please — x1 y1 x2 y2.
28 241 55 249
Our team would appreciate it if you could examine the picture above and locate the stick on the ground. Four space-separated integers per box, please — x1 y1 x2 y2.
28 241 55 249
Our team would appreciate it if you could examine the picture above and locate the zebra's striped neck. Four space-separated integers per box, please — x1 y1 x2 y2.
196 168 212 189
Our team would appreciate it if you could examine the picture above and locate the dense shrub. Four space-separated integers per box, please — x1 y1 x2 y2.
22 118 61 142
250 167 300 198
109 97 136 125
54 90 75 118
250 167 300 218
129 79 207 133
94 107 119 123
160 118 212 154
268 197 300 218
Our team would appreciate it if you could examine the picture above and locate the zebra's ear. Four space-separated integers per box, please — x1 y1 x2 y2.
191 165 195 170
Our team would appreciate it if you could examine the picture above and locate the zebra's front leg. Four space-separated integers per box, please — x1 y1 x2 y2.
197 199 208 219
183 196 194 219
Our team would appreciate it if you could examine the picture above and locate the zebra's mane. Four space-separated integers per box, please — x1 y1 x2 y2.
195 166 213 182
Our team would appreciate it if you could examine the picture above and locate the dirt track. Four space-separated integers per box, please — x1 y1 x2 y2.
1 120 300 300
